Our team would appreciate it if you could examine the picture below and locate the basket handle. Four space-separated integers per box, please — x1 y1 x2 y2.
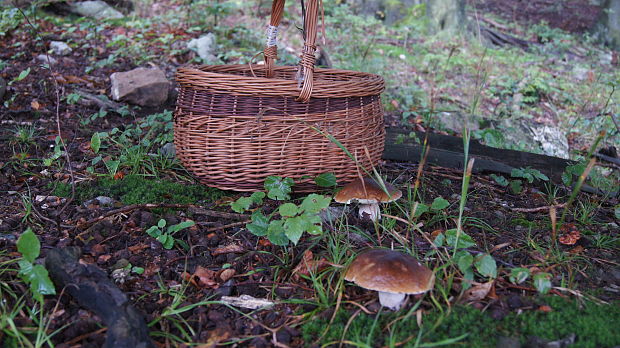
263 0 320 103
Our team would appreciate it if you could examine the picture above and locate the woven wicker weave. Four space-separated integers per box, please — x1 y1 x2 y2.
174 0 385 191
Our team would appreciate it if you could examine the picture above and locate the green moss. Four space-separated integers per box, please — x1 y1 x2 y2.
301 296 620 347
51 175 224 205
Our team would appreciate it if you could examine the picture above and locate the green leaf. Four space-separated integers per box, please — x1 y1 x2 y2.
264 176 294 200
231 196 253 213
247 211 269 236
314 173 337 187
412 203 429 218
444 229 476 249
267 220 289 246
490 174 509 187
283 216 305 245
15 67 30 82
533 272 552 294
90 132 101 153
462 267 475 290
250 191 266 204
146 226 160 238
300 194 331 214
615 206 620 220
509 180 522 194
157 219 166 228
509 267 530 284
17 228 40 263
433 233 445 247
431 197 449 211
279 203 299 217
104 159 120 175
167 220 195 234
455 250 473 273
29 264 56 297
474 254 497 278
132 266 145 274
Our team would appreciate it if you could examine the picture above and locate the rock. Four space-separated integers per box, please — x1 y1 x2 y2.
36 54 57 65
499 119 569 159
84 196 116 207
187 33 218 62
69 1 123 20
0 76 6 100
497 336 521 348
160 142 176 159
110 67 170 107
436 111 482 133
49 41 72 56
529 124 569 159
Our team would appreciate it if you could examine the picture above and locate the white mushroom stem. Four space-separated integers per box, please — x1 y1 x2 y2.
358 203 381 221
378 291 406 311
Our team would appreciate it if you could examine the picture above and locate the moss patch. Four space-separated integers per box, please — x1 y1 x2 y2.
51 175 225 205
301 296 620 347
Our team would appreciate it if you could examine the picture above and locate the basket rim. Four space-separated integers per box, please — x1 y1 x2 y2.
176 64 385 98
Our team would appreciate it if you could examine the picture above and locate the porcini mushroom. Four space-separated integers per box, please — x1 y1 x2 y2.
333 178 402 221
345 249 434 310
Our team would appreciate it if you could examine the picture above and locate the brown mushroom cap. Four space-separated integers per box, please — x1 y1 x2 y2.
345 249 434 294
333 178 402 204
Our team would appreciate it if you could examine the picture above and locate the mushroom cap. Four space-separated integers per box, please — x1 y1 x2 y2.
333 178 402 204
345 249 434 295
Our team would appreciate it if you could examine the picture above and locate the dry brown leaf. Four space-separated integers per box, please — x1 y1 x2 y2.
559 223 581 245
291 250 336 281
461 280 494 302
196 327 231 348
128 244 149 253
184 266 219 289
212 244 245 256
569 245 584 254
30 100 40 110
538 305 553 312
218 269 236 282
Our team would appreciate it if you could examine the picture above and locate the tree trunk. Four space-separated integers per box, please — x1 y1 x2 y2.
593 0 620 50
425 0 467 34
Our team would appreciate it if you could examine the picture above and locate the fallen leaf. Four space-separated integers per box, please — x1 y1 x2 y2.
196 327 231 348
568 245 584 254
31 100 40 110
461 280 494 302
218 269 236 282
128 244 149 253
430 229 443 239
538 305 553 312
559 223 580 245
291 250 336 281
114 171 125 180
191 266 218 289
212 244 245 256
258 238 272 248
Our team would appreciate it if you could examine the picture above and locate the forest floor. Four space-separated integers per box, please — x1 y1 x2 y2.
0 0 619 347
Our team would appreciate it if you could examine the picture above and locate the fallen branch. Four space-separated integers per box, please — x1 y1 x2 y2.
511 203 566 213
45 247 154 348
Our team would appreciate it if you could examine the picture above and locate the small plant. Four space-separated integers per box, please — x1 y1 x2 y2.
231 176 332 246
146 219 194 250
508 267 553 294
16 228 56 301
490 167 549 194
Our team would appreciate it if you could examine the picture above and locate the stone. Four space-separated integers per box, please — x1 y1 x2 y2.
50 41 72 56
110 67 170 107
160 142 176 159
436 111 482 133
187 33 218 62
36 54 57 65
69 1 124 20
499 119 569 159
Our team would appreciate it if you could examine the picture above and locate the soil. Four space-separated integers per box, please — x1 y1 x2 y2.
0 1 619 347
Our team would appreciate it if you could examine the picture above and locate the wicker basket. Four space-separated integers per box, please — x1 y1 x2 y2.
174 0 385 191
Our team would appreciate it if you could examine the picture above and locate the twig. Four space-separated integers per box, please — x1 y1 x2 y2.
511 203 566 213
76 203 248 230
205 220 251 232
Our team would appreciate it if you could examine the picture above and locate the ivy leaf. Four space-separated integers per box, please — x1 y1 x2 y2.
279 203 299 217
267 220 289 246
533 272 552 294
17 228 40 263
314 173 337 187
247 211 269 236
283 216 305 245
231 196 253 213
431 197 449 211
474 254 497 278
509 267 530 284
264 176 294 200
90 132 101 154
455 250 473 273
300 194 331 214
445 229 476 249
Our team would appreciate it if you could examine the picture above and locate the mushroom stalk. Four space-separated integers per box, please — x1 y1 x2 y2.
358 203 381 221
378 292 406 311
